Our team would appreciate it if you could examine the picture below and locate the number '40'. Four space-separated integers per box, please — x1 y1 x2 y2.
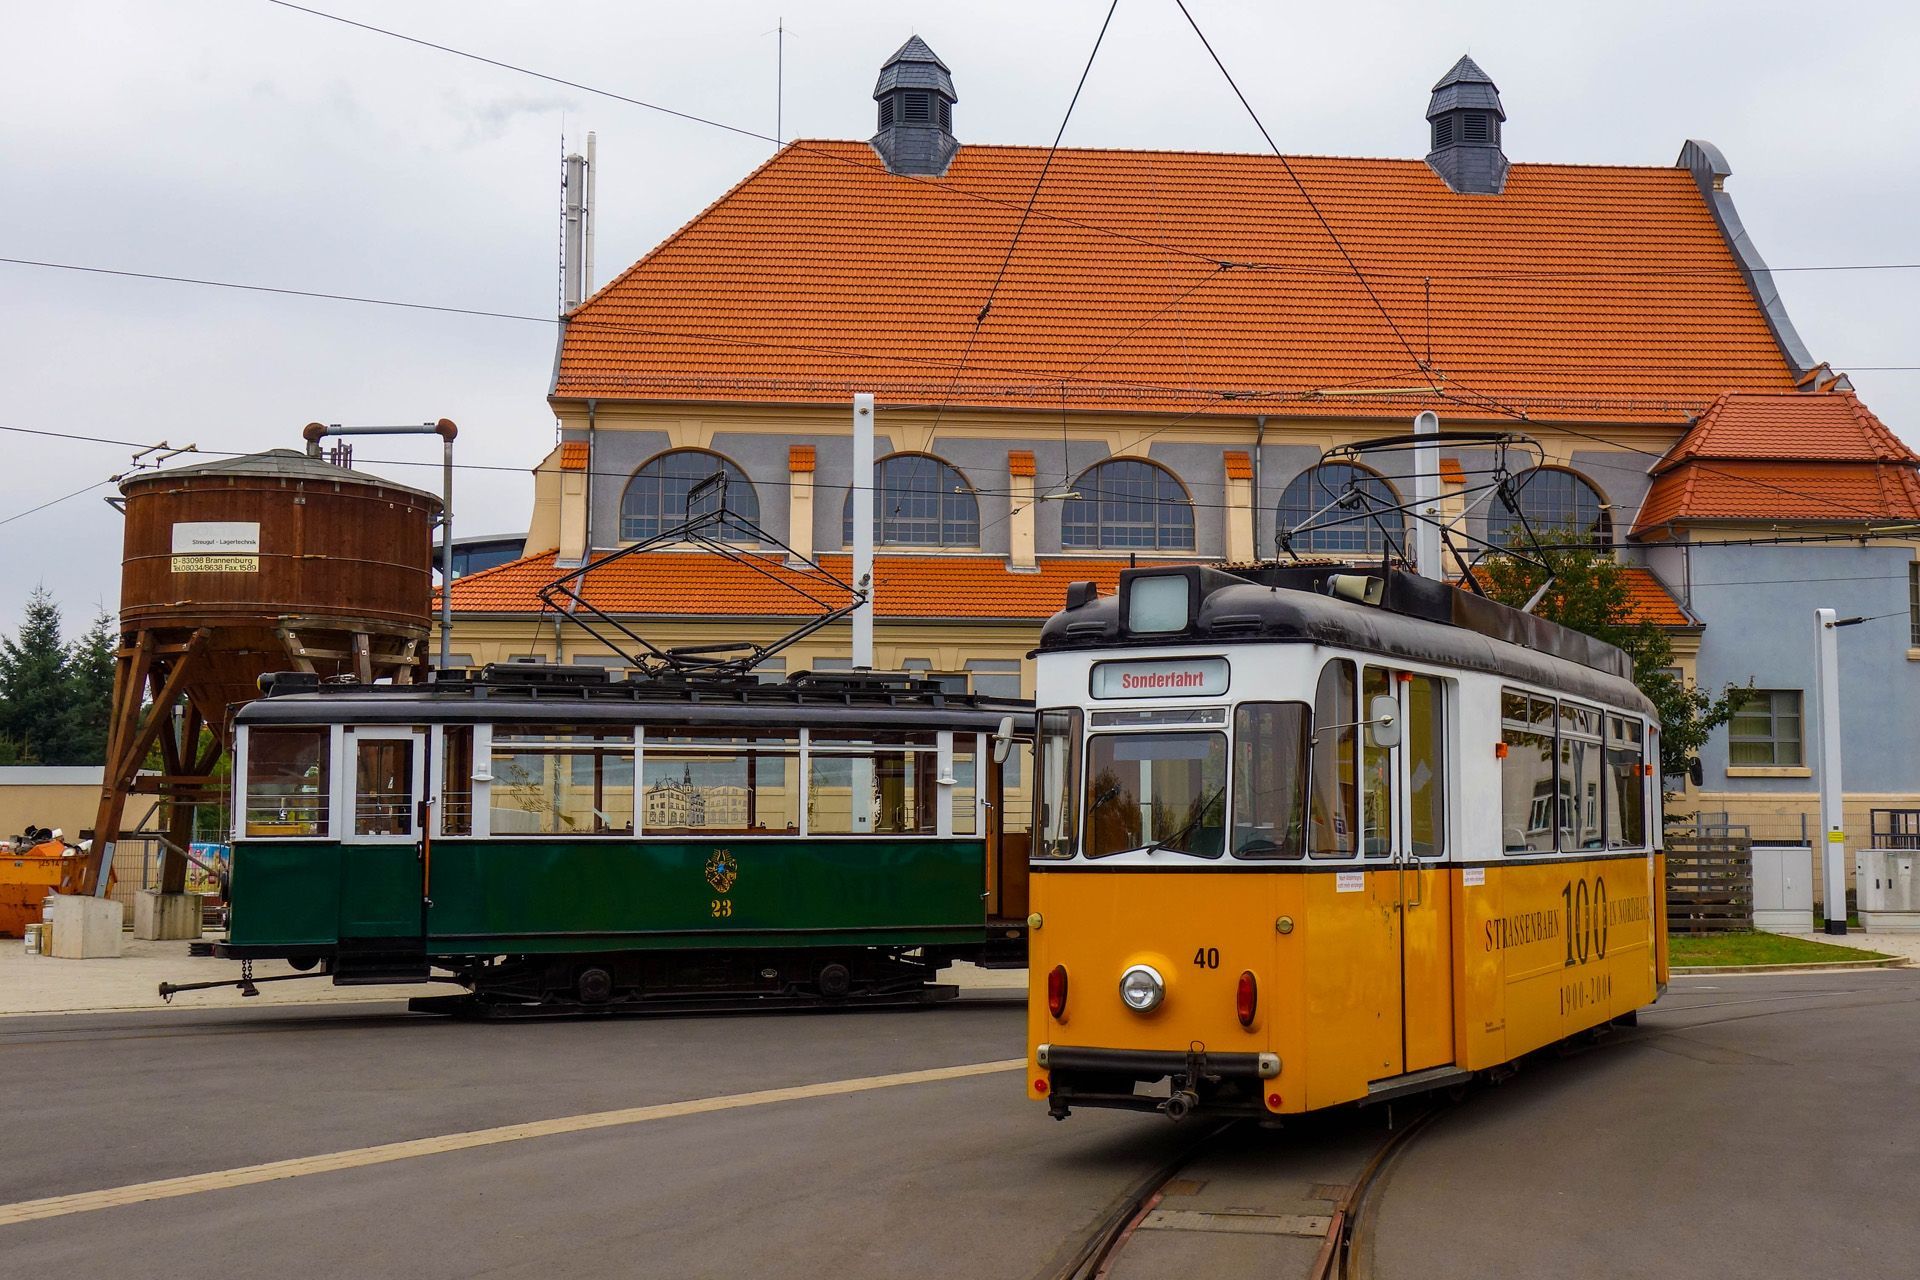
1193 947 1220 969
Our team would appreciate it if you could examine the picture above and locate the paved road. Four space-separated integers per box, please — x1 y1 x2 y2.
5 974 1914 1279
0 994 1185 1280
1370 970 1920 1280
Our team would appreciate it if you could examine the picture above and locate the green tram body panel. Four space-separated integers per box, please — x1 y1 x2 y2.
229 836 990 955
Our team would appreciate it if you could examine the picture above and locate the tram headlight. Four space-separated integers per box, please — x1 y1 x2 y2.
1118 964 1165 1014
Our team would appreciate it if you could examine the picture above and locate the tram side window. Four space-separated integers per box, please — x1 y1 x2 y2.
1560 704 1604 850
441 726 473 837
1034 709 1081 859
1361 668 1394 856
645 731 800 836
1500 692 1556 853
490 726 635 836
952 734 979 836
1407 675 1446 857
1232 702 1309 859
807 731 937 835
1605 716 1646 849
244 727 331 838
1309 660 1358 858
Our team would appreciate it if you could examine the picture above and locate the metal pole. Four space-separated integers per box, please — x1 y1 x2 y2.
852 393 875 669
302 420 456 669
583 132 597 297
1411 410 1442 578
440 423 455 669
1815 607 1847 934
562 152 586 312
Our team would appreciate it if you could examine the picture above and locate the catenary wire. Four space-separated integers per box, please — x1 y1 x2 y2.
259 3 1920 285
927 0 1119 443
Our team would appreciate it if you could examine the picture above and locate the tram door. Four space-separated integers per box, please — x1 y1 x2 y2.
339 726 427 941
1365 668 1456 1077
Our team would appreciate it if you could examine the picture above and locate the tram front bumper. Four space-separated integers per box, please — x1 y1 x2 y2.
1036 1044 1281 1116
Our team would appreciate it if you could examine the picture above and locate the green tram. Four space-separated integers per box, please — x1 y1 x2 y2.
215 664 1033 1013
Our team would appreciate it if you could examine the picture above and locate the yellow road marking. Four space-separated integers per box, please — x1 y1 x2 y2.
0 1058 1024 1228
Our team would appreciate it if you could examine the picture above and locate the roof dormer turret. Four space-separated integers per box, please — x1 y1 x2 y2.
1425 55 1508 195
871 36 959 177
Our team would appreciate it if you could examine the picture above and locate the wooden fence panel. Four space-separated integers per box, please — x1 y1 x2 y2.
1666 833 1754 933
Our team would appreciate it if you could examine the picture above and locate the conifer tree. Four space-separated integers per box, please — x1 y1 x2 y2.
0 586 72 764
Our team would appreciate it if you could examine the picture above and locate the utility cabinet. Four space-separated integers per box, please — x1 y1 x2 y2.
1752 845 1814 934
1858 849 1920 932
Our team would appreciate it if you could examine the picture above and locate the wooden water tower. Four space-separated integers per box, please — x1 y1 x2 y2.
71 445 442 900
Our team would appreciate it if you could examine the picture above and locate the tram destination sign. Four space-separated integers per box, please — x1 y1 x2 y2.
1090 657 1228 699
171 521 261 573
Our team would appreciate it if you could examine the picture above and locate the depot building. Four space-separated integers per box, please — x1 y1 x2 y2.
444 37 1920 846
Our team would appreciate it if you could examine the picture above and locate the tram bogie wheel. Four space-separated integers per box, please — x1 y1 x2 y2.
816 962 852 1000
288 957 318 972
577 967 614 1004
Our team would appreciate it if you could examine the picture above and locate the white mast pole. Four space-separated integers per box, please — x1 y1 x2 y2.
1412 410 1442 578
852 393 875 669
1814 607 1848 934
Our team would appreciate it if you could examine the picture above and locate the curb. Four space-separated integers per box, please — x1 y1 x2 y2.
1672 956 1907 975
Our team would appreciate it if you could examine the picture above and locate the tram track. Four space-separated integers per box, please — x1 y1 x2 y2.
1038 1102 1452 1280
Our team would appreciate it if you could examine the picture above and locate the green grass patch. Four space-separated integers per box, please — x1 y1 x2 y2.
1668 931 1892 967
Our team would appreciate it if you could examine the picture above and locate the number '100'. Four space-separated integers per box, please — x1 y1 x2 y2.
1561 875 1608 967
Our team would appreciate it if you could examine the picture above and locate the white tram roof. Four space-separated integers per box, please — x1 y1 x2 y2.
1038 564 1654 718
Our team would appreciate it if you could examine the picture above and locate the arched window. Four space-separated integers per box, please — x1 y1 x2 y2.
1489 467 1611 547
619 449 759 542
1276 463 1406 557
1060 459 1194 551
842 454 979 547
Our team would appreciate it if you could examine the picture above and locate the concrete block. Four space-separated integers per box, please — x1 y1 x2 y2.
45 894 125 958
133 890 203 941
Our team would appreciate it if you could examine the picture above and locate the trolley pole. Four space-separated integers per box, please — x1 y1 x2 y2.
852 393 875 669
1814 607 1847 934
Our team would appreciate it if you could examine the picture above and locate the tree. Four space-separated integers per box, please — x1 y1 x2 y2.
0 589 119 766
1476 537 1746 789
0 586 74 764
65 609 118 766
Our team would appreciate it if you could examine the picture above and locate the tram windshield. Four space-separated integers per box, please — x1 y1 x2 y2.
1084 731 1227 858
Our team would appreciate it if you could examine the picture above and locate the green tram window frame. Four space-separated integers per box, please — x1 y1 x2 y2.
241 726 332 839
641 729 801 838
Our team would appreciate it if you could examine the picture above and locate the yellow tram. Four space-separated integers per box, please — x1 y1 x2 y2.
1025 563 1667 1120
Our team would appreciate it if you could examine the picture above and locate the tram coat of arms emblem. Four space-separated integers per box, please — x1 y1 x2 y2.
705 849 738 894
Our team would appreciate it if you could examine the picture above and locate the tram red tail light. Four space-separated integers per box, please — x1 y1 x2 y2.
1236 971 1257 1027
1047 965 1069 1020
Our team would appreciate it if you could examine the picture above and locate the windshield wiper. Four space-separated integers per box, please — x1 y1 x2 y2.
1142 785 1227 859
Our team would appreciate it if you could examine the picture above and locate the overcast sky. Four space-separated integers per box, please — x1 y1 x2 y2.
4 0 1917 639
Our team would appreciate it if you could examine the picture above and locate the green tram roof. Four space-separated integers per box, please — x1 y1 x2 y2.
237 665 1032 731
1039 563 1655 719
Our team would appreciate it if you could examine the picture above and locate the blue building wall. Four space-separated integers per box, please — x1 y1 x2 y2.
1686 543 1918 793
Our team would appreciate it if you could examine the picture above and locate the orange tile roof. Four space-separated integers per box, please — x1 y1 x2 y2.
1618 567 1695 628
1007 449 1037 478
1224 451 1254 481
1634 391 1920 532
1661 391 1917 465
448 551 1134 620
558 442 588 471
788 444 816 473
556 141 1799 424
1438 458 1466 485
450 549 1694 630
